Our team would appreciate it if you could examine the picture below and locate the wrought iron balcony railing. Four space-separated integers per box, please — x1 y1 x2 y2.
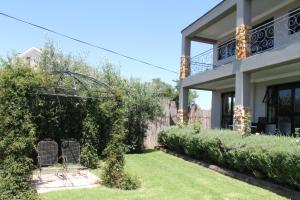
190 7 300 76
190 48 214 76
249 7 300 56
190 39 236 76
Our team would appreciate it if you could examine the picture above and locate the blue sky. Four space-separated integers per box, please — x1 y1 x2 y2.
0 0 221 110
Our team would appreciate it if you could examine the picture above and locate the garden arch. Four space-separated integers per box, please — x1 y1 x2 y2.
32 70 123 166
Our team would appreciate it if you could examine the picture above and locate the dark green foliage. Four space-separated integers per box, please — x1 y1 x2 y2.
33 96 85 143
158 126 300 190
80 143 99 169
82 100 114 156
101 93 140 190
102 131 141 190
119 173 141 190
101 132 126 188
0 65 42 200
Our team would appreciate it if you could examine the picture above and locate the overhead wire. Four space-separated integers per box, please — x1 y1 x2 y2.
0 12 179 75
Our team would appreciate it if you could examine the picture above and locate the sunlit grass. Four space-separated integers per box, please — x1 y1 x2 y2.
42 151 287 200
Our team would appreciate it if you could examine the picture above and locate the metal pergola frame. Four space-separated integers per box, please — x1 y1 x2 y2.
36 70 115 100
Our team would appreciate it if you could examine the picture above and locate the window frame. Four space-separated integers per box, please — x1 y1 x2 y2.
221 92 235 129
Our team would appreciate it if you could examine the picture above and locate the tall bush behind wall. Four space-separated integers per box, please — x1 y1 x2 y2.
100 64 163 153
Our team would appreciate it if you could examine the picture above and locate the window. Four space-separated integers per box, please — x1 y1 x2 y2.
278 89 292 114
26 57 31 65
251 18 274 55
264 87 277 123
295 88 300 112
218 39 236 60
289 8 300 35
221 92 235 129
265 82 300 135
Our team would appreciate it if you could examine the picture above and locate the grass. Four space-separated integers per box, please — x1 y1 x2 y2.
42 151 288 200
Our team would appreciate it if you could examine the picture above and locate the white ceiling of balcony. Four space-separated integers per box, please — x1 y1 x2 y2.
251 61 300 83
193 76 235 90
196 11 236 41
251 0 296 22
193 0 297 42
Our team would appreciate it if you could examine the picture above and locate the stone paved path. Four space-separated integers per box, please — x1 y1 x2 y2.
32 170 100 193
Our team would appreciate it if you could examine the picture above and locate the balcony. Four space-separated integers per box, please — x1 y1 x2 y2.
190 7 300 76
190 39 235 76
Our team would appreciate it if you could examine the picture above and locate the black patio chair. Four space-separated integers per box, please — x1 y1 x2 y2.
61 139 86 173
37 139 59 177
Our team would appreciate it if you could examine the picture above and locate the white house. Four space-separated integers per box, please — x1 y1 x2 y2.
18 46 42 68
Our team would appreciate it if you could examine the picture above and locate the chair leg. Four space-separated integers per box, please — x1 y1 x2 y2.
38 167 42 180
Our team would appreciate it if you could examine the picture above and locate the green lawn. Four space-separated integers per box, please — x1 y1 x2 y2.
42 151 288 200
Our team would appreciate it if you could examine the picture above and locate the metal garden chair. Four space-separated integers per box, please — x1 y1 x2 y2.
61 139 86 173
37 139 59 177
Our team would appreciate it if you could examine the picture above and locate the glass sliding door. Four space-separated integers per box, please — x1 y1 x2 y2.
294 88 300 131
221 92 235 129
266 82 300 135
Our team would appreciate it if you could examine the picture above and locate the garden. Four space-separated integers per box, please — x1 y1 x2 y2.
42 151 287 200
0 43 296 200
0 43 163 199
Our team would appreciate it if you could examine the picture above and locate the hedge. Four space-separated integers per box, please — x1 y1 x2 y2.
0 66 42 199
158 126 300 190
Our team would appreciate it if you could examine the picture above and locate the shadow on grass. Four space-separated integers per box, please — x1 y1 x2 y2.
143 149 157 154
127 149 158 155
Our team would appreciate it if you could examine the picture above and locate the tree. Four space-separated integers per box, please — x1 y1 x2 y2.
151 78 199 106
123 79 162 152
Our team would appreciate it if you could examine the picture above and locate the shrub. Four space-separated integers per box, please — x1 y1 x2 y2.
0 65 42 199
119 173 141 190
80 144 99 169
101 133 126 188
101 93 140 190
158 126 300 190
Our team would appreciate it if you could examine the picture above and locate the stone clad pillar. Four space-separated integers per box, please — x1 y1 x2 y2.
180 56 190 79
236 24 251 60
178 87 189 124
234 0 252 132
178 37 191 124
180 37 191 79
235 0 251 60
234 71 251 132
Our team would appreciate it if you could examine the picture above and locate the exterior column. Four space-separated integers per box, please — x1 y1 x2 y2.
234 0 252 132
178 37 191 124
235 0 251 60
234 71 251 132
178 87 189 124
180 37 191 79
211 91 221 129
